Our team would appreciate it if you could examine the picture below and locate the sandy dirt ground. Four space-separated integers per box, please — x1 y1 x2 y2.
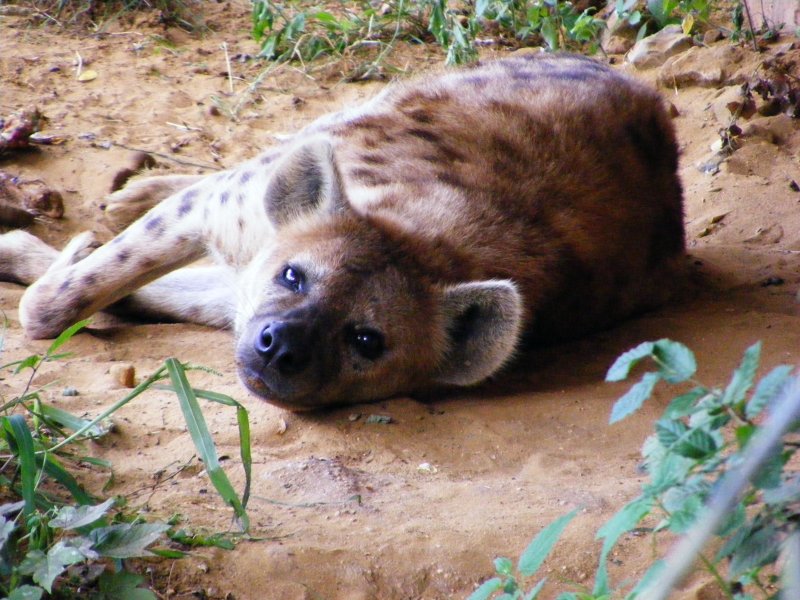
2 2 800 599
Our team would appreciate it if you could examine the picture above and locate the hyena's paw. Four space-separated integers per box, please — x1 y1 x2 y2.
18 231 102 339
0 231 59 284
101 174 204 232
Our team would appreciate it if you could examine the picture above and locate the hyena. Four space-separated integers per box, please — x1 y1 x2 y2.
0 54 685 410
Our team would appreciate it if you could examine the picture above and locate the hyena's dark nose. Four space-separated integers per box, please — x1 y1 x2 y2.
255 321 311 376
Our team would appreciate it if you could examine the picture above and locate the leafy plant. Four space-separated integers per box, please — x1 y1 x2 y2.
616 0 711 39
251 0 606 70
469 339 800 599
1 322 252 598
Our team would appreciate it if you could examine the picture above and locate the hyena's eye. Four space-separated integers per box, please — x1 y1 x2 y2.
279 265 305 293
346 326 385 361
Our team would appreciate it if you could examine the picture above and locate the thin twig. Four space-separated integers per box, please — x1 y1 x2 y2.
221 42 234 94
110 142 223 170
742 0 760 52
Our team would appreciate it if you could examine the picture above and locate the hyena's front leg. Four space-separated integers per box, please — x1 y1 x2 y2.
19 181 217 339
102 174 206 232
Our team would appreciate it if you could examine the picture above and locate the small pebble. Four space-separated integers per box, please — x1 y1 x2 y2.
62 386 79 396
110 363 135 388
365 414 392 425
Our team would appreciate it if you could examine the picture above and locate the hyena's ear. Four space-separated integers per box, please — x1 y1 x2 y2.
434 280 523 387
264 137 349 227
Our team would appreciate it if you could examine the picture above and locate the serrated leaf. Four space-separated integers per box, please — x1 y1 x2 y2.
746 365 793 419
653 340 696 383
752 450 785 490
721 342 761 407
655 419 688 447
730 526 780 577
467 577 503 600
89 522 169 558
664 387 707 418
715 502 746 536
518 509 578 577
666 494 703 533
674 428 718 460
606 341 655 382
50 498 114 530
610 372 661 424
763 474 800 505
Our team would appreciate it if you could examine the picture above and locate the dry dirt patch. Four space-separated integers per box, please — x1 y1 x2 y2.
2 3 800 599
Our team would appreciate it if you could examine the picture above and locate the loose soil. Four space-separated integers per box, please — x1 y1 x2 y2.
2 3 800 599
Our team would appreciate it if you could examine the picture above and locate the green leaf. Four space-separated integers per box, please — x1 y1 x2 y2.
730 525 780 577
664 387 707 418
518 509 578 577
606 341 655 382
597 497 653 553
19 540 92 593
666 494 703 533
46 319 91 356
652 340 696 383
763 475 800 504
610 372 661 424
494 557 513 576
674 428 718 460
7 585 44 600
89 522 170 558
655 419 687 447
746 364 793 419
166 359 250 529
467 577 503 600
37 403 108 438
721 342 761 407
50 498 114 530
3 415 37 516
715 502 746 536
751 450 785 490
13 354 42 373
99 570 157 600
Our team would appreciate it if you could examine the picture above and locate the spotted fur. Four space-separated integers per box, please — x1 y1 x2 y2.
3 54 685 410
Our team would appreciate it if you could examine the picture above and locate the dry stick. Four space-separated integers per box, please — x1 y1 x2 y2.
110 142 223 171
638 375 800 600
74 50 83 79
221 41 234 95
742 0 759 52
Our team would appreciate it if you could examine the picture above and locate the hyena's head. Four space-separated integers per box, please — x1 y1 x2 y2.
234 138 522 410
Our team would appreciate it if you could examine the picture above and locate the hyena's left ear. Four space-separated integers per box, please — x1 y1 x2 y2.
434 280 523 387
264 137 349 227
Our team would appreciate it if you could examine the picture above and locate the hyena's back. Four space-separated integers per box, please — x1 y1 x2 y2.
318 54 684 342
